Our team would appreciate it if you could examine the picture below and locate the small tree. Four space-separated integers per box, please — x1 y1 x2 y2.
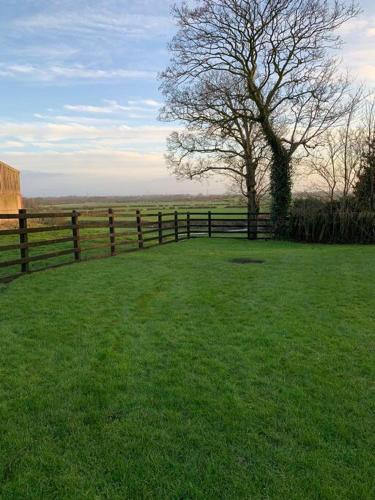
161 0 360 237
306 105 364 203
354 136 375 211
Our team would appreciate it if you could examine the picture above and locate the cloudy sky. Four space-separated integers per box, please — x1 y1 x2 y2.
0 0 374 197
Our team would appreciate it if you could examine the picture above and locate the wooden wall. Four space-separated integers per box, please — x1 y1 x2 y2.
0 162 22 214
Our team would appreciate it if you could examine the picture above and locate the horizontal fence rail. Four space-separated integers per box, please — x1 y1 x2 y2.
0 209 274 282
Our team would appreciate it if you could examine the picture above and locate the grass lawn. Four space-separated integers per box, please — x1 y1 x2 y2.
0 239 374 499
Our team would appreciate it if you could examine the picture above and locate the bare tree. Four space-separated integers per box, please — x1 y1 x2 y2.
161 72 271 212
161 0 360 236
306 104 364 202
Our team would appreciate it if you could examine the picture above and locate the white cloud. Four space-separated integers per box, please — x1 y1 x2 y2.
128 99 161 108
0 64 155 82
63 99 161 115
64 102 126 114
0 119 176 152
14 11 171 39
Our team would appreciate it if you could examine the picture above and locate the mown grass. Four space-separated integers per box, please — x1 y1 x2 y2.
0 239 374 499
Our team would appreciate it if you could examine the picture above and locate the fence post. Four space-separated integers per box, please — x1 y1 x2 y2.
247 212 258 240
208 210 212 238
247 211 258 240
136 209 144 249
71 210 81 261
108 208 116 256
187 212 191 239
18 208 29 273
158 211 163 244
174 211 179 242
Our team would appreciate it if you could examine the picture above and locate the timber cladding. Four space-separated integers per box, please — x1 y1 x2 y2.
0 161 22 214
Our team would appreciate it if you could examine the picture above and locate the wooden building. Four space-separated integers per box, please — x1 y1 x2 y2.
0 161 22 213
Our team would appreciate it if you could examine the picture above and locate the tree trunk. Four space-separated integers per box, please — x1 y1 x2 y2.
246 162 258 240
270 147 291 238
246 173 258 213
260 116 291 238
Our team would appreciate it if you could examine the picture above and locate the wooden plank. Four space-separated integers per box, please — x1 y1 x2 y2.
78 221 113 228
140 227 159 236
0 214 20 219
0 248 74 268
143 235 161 243
21 212 74 219
208 212 269 216
0 236 74 252
210 217 253 222
26 225 75 234
79 232 111 242
160 222 175 229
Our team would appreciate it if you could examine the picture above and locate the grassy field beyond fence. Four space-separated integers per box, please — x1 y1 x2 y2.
0 239 374 498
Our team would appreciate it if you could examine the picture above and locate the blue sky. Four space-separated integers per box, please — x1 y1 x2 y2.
0 0 374 196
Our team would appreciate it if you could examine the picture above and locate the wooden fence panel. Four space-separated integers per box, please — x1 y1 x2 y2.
0 209 274 282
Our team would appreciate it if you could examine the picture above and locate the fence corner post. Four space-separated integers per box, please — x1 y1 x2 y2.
108 208 116 256
174 211 179 242
158 211 163 244
18 208 29 273
208 210 212 238
247 211 258 240
136 209 144 249
71 210 81 261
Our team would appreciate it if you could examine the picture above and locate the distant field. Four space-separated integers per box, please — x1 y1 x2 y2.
25 195 271 215
0 239 374 498
28 195 252 212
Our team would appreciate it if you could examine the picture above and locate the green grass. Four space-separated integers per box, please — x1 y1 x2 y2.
0 240 374 499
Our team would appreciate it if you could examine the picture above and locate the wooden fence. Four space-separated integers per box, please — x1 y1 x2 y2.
0 209 273 282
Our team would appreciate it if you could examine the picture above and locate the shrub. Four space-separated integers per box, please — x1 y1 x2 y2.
289 198 375 243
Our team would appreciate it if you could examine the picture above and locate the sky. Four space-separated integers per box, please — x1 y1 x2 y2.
0 0 374 197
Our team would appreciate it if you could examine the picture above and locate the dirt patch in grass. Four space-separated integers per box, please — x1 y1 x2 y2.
230 258 265 264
